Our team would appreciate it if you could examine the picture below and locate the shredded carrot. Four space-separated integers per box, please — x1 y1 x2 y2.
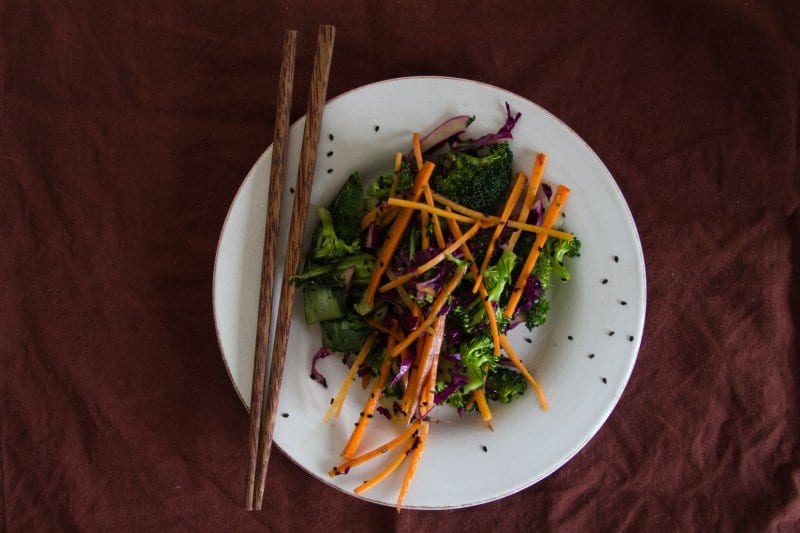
365 319 403 342
329 422 421 476
405 317 445 420
361 206 381 229
396 421 429 512
504 185 570 318
401 332 432 417
342 324 399 459
389 196 572 240
499 335 549 410
430 191 488 220
354 438 416 495
473 388 493 422
379 222 480 293
379 206 400 227
324 332 378 422
472 171 528 293
412 132 423 170
443 209 501 356
423 187 446 248
389 152 403 199
420 209 430 249
507 153 546 250
418 328 443 418
388 263 468 357
362 162 435 307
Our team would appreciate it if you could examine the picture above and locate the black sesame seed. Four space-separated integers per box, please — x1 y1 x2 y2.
621 301 627 306
367 414 373 419
327 168 333 174
374 125 380 131
588 353 595 359
326 151 333 157
561 277 567 282
309 373 314 379
568 335 574 340
381 447 388 453
281 413 289 418
328 134 334 140
602 279 608 284
359 411 364 416
481 445 488 452
608 331 615 336
602 377 608 384
558 261 564 266
613 255 619 262
525 338 532 344
355 422 359 427
628 335 634 342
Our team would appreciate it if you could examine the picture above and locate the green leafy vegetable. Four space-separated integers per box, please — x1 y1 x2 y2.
312 207 360 261
486 367 527 403
328 173 365 244
319 314 370 353
304 287 344 324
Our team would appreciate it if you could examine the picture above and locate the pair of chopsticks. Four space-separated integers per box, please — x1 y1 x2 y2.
244 25 336 511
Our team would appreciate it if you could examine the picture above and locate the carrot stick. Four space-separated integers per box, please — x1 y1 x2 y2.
379 206 400 227
420 209 430 249
365 319 403 342
329 422 421 476
342 324 399 459
379 222 480 293
354 438 416 495
423 187 446 248
412 132 423 170
418 337 441 418
323 332 378 422
396 421 429 512
406 316 445 419
504 185 570 318
472 171 527 293
389 152 403 199
507 153 546 251
387 263 468 357
444 209 501 356
361 206 382 229
473 388 493 422
499 335 549 410
400 332 432 417
390 196 572 240
362 162 435 307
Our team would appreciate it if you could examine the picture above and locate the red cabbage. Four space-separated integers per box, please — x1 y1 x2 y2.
418 115 472 153
389 355 414 388
376 405 392 420
433 373 469 404
310 347 332 388
364 221 380 250
453 102 521 149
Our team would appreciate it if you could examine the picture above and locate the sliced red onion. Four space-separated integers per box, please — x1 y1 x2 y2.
453 103 521 149
342 265 355 297
389 355 414 388
418 115 472 153
310 347 332 388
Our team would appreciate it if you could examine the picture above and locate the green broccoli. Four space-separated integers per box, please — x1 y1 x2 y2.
366 162 414 200
467 248 517 326
328 173 365 244
311 207 360 261
523 298 550 329
460 335 497 393
432 142 514 215
548 237 581 283
486 367 527 403
290 253 375 287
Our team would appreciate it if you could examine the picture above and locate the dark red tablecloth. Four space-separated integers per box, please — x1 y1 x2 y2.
2 1 799 530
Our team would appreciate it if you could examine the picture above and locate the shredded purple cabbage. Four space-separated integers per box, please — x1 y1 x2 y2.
444 327 464 345
514 275 543 316
357 365 372 379
389 356 414 388
433 373 469 404
398 310 419 334
527 197 544 226
376 406 392 420
453 102 521 149
364 221 380 250
541 183 553 200
310 347 332 388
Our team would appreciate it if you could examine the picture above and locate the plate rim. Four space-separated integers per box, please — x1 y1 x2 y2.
212 75 647 510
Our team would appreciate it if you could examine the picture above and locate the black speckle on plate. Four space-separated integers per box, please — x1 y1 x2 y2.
374 125 380 131
327 168 333 174
588 353 595 359
602 278 608 285
524 338 532 344
326 151 333 157
568 335 574 341
601 377 607 384
608 331 615 336
281 413 289 418
613 255 619 263
328 133 334 141
481 445 488 452
628 335 634 342
620 300 627 306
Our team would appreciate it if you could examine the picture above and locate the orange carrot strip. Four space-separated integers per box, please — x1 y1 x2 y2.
420 209 430 249
473 388 493 422
379 222 480 293
418 331 443 418
342 324 399 459
324 332 378 422
406 316 445 420
329 422 421 476
379 206 400 227
387 197 476 223
396 421 429 512
412 132 423 170
361 206 381 229
389 152 403 199
499 335 549 410
507 153 547 250
472 171 527 293
365 319 403 342
401 332 431 417
444 210 501 356
363 162 435 307
504 185 570 318
388 263 468 357
423 187 446 248
354 438 416 495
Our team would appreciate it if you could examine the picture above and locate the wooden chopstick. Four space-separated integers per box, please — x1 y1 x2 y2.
251 24 336 511
244 29 297 511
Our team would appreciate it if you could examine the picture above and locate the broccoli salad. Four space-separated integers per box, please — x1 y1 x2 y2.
291 104 580 420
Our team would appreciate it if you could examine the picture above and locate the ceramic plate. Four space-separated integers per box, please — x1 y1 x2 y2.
213 77 646 509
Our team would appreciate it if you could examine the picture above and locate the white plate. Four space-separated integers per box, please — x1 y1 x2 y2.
213 77 646 510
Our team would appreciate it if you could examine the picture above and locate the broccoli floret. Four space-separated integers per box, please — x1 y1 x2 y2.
486 367 527 403
312 207 360 261
460 335 497 393
548 237 581 283
467 248 517 325
366 162 414 200
523 298 550 329
432 142 514 215
530 254 553 291
291 254 375 287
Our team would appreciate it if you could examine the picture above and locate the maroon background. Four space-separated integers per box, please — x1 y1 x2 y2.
2 1 799 530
